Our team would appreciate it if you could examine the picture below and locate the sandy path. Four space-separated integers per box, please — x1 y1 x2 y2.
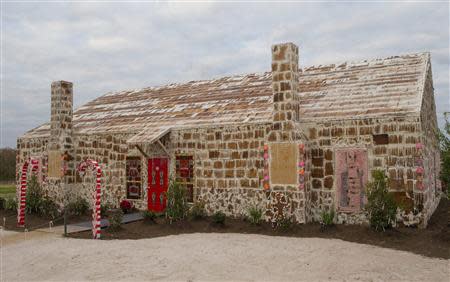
2 233 449 281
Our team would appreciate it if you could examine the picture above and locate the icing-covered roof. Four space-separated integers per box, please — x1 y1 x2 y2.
22 52 429 140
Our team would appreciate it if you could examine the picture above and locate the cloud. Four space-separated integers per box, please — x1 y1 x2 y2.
1 2 449 147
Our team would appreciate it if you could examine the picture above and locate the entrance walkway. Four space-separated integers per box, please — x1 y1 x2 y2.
61 212 143 234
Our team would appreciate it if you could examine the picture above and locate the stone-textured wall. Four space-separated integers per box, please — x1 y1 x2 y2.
17 133 132 210
303 114 440 227
417 62 441 227
171 123 307 223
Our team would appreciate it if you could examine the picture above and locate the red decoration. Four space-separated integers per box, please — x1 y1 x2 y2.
77 159 102 239
17 158 39 227
120 199 133 213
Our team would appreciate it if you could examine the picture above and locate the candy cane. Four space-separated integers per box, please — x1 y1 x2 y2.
17 158 39 227
77 159 102 239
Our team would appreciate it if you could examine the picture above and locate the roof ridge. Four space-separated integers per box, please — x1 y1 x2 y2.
99 52 428 98
301 52 428 72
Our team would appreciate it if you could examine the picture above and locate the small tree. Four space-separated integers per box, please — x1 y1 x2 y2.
165 180 187 222
365 170 397 231
26 175 59 218
26 175 44 215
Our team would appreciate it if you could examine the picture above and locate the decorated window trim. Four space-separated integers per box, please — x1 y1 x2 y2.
126 156 143 199
298 143 305 190
175 154 195 203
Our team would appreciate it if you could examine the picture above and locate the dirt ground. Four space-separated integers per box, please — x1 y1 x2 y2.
0 209 91 232
70 198 450 259
2 232 449 281
1 199 449 281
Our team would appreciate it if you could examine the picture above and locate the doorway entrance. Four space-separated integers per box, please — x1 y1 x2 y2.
148 158 168 212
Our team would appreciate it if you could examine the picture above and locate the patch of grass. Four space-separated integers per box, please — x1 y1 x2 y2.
0 185 15 196
247 205 263 225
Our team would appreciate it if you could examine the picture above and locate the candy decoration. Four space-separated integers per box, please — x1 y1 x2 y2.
77 159 102 239
263 145 270 190
17 158 39 227
298 144 306 190
416 167 424 174
414 142 425 191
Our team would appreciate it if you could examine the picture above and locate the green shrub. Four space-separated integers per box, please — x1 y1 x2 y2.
142 210 157 223
40 198 59 218
320 209 335 226
0 197 5 210
247 205 263 225
189 201 206 220
212 211 226 225
25 176 60 218
276 216 294 231
5 197 16 211
165 181 188 222
100 203 111 216
365 170 398 231
26 175 44 215
108 209 123 231
66 197 89 216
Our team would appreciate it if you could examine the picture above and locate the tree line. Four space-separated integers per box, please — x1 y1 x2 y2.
0 148 16 182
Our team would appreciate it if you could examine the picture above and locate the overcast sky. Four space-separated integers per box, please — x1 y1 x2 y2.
1 1 449 148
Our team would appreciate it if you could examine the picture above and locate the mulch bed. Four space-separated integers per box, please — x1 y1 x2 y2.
0 209 91 232
45 198 450 259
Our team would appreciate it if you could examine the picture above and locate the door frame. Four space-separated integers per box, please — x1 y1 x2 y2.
147 157 169 212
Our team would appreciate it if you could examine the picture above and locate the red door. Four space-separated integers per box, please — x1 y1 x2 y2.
148 158 168 212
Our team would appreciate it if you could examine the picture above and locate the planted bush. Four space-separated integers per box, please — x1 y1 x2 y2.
365 170 398 231
276 216 294 231
26 175 59 218
5 197 17 211
142 210 158 223
189 201 206 220
101 203 111 216
108 209 123 231
66 197 89 216
26 175 44 215
212 211 226 225
320 209 335 227
120 199 133 214
40 198 59 218
247 205 263 225
165 181 187 222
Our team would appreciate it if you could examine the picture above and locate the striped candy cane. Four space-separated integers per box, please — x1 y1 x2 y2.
77 159 102 239
17 158 39 227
